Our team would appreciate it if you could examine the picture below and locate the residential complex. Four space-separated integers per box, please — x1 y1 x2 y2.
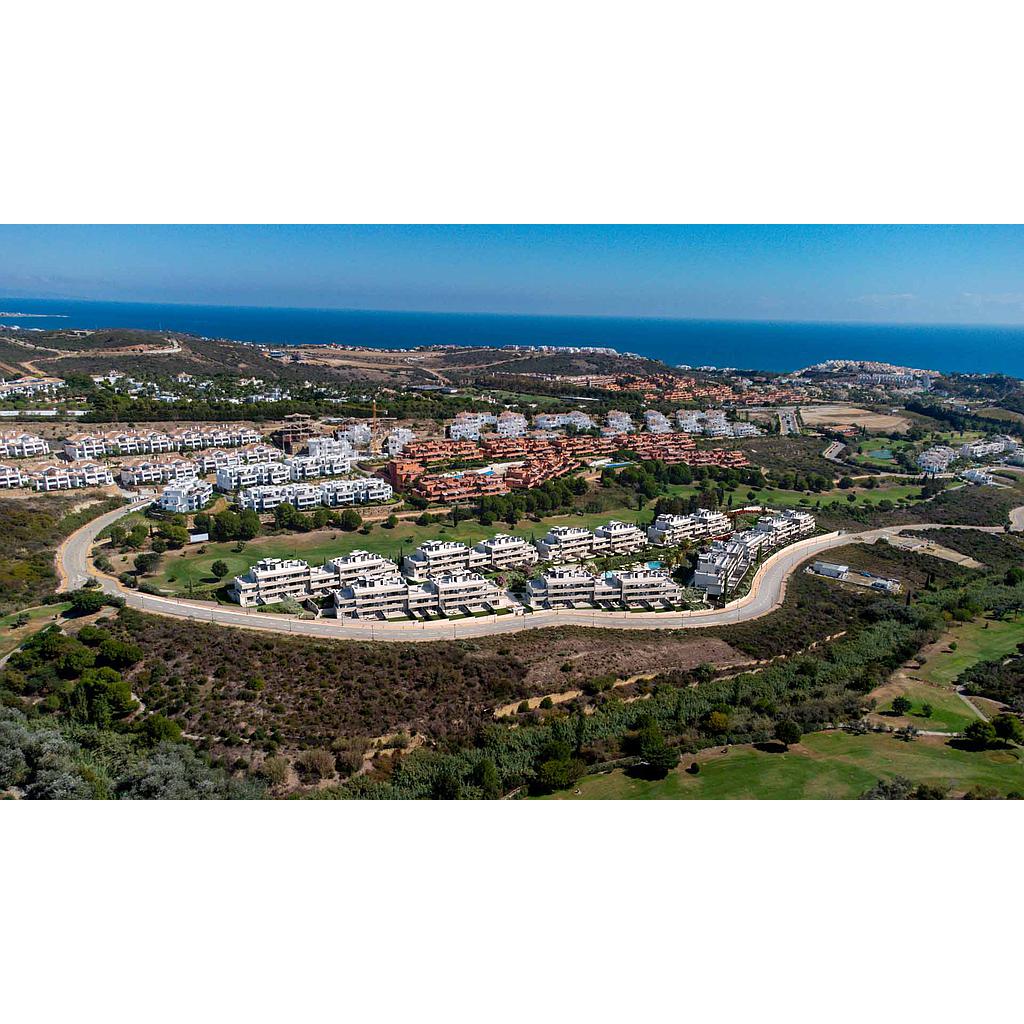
119 458 200 487
158 478 213 513
0 431 50 458
216 462 290 491
916 445 958 474
528 567 682 608
692 509 815 597
536 520 646 561
63 424 261 460
403 540 489 581
647 509 732 546
238 477 394 511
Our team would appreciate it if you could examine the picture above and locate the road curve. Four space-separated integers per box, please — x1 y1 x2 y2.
56 502 1023 644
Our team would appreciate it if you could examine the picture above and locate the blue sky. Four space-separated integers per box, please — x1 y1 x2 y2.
2 225 1024 324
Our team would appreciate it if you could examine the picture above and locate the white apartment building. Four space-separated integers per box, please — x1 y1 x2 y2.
307 435 356 459
961 468 997 486
385 428 416 456
643 410 673 434
324 550 400 586
605 410 634 433
216 461 289 491
593 519 647 554
536 525 598 562
64 425 261 461
332 575 435 619
961 439 1009 460
0 376 66 399
0 432 50 458
230 557 339 607
238 483 321 512
318 477 393 506
473 533 539 570
197 444 282 474
917 445 958 474
158 478 213 513
285 453 355 480
693 509 815 597
30 463 115 491
331 571 504 619
528 567 682 608
119 459 200 487
533 411 595 431
614 569 684 606
402 539 488 581
647 508 732 546
0 463 28 488
448 412 497 441
496 411 528 437
336 423 372 448
432 572 505 615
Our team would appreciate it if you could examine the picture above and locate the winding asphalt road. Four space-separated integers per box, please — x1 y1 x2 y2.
56 501 1023 644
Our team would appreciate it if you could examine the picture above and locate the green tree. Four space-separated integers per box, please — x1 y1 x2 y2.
891 695 913 716
69 589 106 616
963 719 997 749
210 559 229 579
992 713 1024 745
338 509 362 531
774 719 802 749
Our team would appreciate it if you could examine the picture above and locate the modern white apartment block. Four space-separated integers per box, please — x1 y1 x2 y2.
335 423 372 448
385 428 416 456
693 509 815 597
238 483 321 512
63 425 261 461
961 468 997 486
647 508 732 546
528 567 682 608
307 436 356 459
448 411 497 441
158 477 213 513
30 463 115 491
215 461 289 491
536 525 598 562
323 550 400 586
402 539 488 581
119 458 200 487
752 508 815 545
0 432 50 458
643 409 673 434
285 452 355 480
432 572 505 615
0 463 28 488
318 477 393 506
197 444 282 474
605 410 634 433
674 410 759 438
533 410 595 431
593 519 647 554
332 575 434 619
331 571 505 619
961 439 1009 460
496 411 528 437
917 445 958 474
230 557 339 607
472 533 539 570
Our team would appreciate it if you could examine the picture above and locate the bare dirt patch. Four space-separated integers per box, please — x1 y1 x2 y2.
800 402 911 433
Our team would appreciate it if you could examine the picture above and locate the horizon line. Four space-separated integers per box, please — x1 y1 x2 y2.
7 293 1024 332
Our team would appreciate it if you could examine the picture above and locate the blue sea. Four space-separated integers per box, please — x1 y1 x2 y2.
3 296 1024 377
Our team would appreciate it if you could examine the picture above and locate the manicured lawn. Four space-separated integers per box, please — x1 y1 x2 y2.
917 617 1024 687
543 730 1024 800
152 503 647 593
876 681 978 733
0 603 72 659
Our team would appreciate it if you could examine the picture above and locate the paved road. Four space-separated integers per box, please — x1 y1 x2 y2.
57 502 1024 644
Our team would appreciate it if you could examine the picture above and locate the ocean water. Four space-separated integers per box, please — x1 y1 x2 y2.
3 296 1024 377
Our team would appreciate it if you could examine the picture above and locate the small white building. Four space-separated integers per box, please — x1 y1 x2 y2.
158 478 213 513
